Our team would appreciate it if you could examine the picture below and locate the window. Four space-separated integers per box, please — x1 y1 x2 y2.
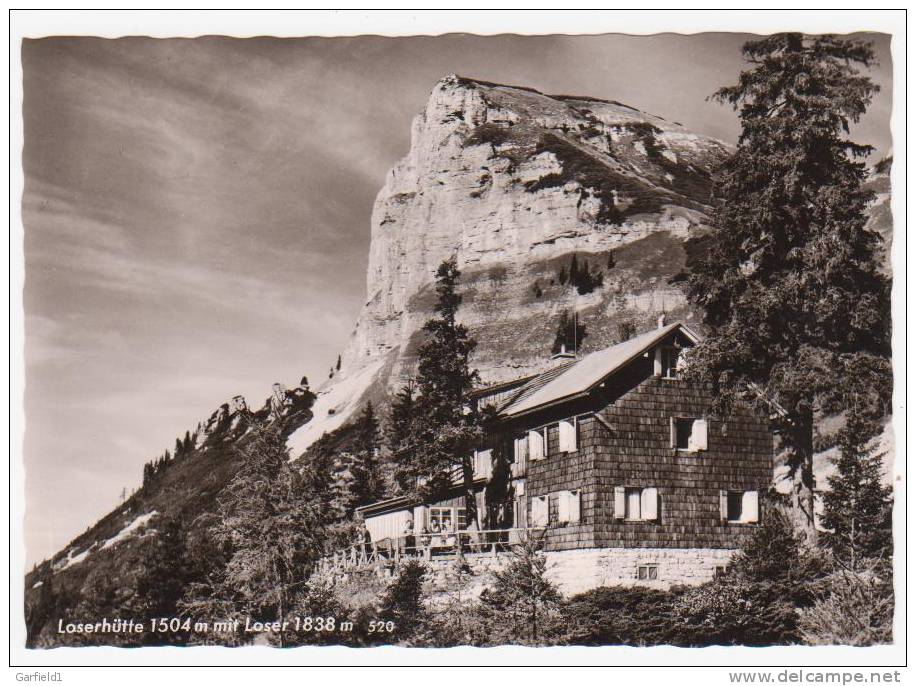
720 490 759 523
558 419 578 452
557 490 581 524
637 564 659 581
714 565 728 578
528 428 547 461
531 495 549 526
428 507 467 531
614 486 658 521
670 417 708 451
660 347 680 378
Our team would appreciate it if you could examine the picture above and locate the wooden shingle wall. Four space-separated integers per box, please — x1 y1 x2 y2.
523 373 772 552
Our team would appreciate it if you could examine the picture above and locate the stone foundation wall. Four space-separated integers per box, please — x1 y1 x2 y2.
541 546 736 595
322 547 737 598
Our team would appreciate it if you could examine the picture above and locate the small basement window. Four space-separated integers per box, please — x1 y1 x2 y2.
714 565 728 578
637 564 659 581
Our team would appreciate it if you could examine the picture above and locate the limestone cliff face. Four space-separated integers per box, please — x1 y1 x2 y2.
288 75 732 456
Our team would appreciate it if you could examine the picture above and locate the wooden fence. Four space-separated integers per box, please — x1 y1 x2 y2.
317 527 547 574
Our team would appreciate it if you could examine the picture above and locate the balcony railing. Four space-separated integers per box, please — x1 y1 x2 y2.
317 527 547 574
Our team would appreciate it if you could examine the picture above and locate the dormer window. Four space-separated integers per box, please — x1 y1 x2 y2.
660 346 681 378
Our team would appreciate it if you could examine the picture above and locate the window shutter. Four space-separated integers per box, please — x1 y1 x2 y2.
742 491 760 523
691 419 708 451
641 487 659 521
559 420 577 452
669 417 676 448
528 429 544 460
557 491 570 524
654 347 663 376
614 486 626 520
414 505 428 528
569 490 581 524
474 449 493 479
719 490 728 522
532 496 548 526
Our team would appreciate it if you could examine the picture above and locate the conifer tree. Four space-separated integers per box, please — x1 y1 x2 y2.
405 257 481 525
478 535 565 645
387 382 418 493
684 34 891 537
182 430 193 453
192 425 325 646
142 462 154 487
379 560 428 640
615 319 637 343
347 402 384 511
569 254 580 285
821 410 892 571
129 516 189 645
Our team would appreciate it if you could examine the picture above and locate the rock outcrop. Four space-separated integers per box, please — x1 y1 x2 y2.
289 74 732 456
191 378 315 450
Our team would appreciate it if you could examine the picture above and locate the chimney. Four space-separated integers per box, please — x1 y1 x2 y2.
657 312 667 329
551 342 576 364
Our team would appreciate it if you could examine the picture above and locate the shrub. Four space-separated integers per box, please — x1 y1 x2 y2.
798 566 894 646
672 507 829 646
477 537 566 645
729 507 827 606
673 576 799 646
464 122 512 148
565 586 681 646
379 560 428 642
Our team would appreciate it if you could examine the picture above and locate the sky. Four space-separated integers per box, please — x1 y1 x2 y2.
21 32 893 566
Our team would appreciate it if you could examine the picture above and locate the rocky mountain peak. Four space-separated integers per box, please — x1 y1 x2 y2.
287 75 732 458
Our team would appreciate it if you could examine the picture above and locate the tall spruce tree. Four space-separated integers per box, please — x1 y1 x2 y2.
407 257 482 525
129 515 189 645
821 410 892 571
347 402 384 512
196 425 325 646
387 381 418 493
684 34 891 537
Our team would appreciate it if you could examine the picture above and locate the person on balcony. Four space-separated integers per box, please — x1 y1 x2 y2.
418 524 431 551
429 521 443 551
443 520 457 549
400 518 415 557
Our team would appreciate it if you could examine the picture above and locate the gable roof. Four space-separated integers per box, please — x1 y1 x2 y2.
498 322 700 418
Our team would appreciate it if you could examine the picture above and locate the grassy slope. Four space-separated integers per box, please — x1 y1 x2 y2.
24 437 251 646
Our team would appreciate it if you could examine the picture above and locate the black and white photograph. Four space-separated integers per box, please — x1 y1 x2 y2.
9 9 905 674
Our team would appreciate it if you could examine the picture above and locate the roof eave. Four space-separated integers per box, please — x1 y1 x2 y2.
497 322 701 419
